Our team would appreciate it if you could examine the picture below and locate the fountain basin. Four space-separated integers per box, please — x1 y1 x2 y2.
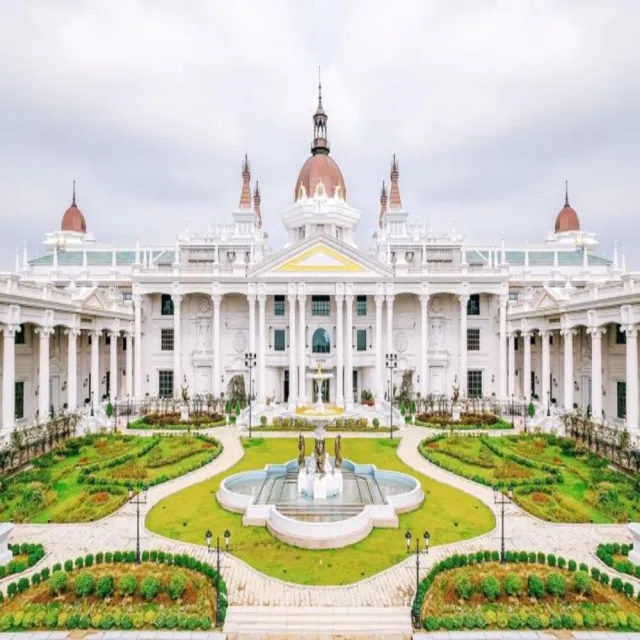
217 457 424 549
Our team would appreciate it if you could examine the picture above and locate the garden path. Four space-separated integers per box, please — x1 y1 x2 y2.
2 426 635 611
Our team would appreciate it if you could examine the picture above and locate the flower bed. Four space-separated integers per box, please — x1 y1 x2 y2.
130 416 226 430
0 544 45 580
0 434 222 523
414 549 640 631
0 549 227 630
416 412 512 430
140 412 225 427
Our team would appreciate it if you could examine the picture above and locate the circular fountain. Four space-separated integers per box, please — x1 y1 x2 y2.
216 426 424 549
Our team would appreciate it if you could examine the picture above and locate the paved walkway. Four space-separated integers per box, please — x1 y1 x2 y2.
3 425 634 612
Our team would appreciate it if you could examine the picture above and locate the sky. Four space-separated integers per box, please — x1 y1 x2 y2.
1 0 639 267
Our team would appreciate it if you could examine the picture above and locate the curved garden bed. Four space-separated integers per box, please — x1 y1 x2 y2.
415 549 640 632
0 549 226 631
0 544 45 580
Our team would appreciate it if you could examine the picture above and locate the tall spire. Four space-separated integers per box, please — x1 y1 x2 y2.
388 154 402 210
253 181 262 229
72 179 76 206
565 179 569 207
311 67 329 155
379 181 388 228
239 154 252 209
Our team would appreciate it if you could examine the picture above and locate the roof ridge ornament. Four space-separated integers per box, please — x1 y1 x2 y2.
311 68 329 155
388 154 402 210
239 154 252 209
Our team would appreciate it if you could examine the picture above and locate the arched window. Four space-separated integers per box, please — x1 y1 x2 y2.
312 328 331 354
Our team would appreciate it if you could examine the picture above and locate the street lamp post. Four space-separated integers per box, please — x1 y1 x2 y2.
244 352 256 438
128 484 148 564
386 353 398 439
405 529 430 629
493 484 513 564
205 528 231 628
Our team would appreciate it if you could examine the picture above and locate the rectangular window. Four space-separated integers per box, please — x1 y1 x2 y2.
467 294 480 316
509 291 519 302
158 370 174 397
15 324 25 345
274 329 286 352
161 328 174 351
467 328 480 351
617 381 626 419
530 334 536 346
161 294 174 316
14 381 24 419
311 295 330 316
274 295 285 316
356 295 367 316
467 370 483 398
105 335 111 346
514 336 519 351
123 336 127 351
122 291 133 302
356 329 367 351
616 324 627 345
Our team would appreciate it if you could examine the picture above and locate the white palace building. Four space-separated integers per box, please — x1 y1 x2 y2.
1 86 639 438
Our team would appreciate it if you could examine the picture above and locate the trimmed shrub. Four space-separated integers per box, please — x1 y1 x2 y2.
97 574 114 599
454 574 473 600
118 572 137 597
600 573 610 586
84 553 94 567
624 581 635 598
546 572 566 597
547 553 556 567
612 577 623 593
64 560 73 572
505 572 523 596
481 574 500 601
74 556 84 569
96 552 104 564
169 571 188 600
527 574 544 599
568 559 577 572
557 557 566 569
537 552 545 564
18 577 29 593
75 572 95 598
573 571 591 595
140 575 161 601
50 570 68 595
591 567 600 580
424 615 440 631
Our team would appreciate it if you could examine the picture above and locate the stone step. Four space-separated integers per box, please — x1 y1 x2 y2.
224 605 412 634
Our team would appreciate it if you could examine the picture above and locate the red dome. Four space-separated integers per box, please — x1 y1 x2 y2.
555 203 580 233
294 153 347 201
61 203 86 233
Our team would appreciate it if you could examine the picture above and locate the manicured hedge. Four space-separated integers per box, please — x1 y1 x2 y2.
0 549 227 630
0 544 45 579
412 549 638 631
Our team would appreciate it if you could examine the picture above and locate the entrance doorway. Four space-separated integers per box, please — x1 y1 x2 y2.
312 379 330 403
284 369 290 403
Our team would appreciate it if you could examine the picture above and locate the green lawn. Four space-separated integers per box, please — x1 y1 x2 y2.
146 438 495 585
0 434 222 523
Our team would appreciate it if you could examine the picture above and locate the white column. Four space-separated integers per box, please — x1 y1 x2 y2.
90 330 100 406
288 294 297 409
258 294 266 403
2 325 17 432
523 332 532 401
336 294 344 406
375 294 384 401
109 332 118 400
499 296 508 399
345 295 354 409
212 295 222 397
420 295 429 397
540 330 550 410
248 295 256 354
386 295 394 355
37 326 53 418
133 295 142 398
172 294 182 395
65 329 79 410
588 327 604 420
125 332 133 398
561 329 575 411
507 332 516 398
298 294 307 403
624 325 639 431
459 295 469 395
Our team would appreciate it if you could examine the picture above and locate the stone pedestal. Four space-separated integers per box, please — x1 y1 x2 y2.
180 405 189 423
0 523 14 566
628 523 640 566
451 406 461 422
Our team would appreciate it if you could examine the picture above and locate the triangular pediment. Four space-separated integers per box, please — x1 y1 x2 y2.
532 287 568 311
249 233 392 279
75 287 107 310
538 294 558 309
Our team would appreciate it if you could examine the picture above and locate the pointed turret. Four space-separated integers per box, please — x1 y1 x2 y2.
378 181 388 228
311 68 329 155
61 180 87 233
239 154 252 209
388 154 402 210
253 181 262 229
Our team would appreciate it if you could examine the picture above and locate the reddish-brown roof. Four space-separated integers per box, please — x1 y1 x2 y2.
294 153 346 201
61 203 86 233
555 204 580 233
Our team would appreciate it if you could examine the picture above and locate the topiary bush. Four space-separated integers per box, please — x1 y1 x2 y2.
97 574 114 599
75 572 95 598
481 574 500 601
169 571 187 600
573 571 591 595
140 575 161 601
49 570 68 595
546 572 566 597
505 572 523 596
547 553 556 567
118 573 137 597
527 574 544 599
454 573 473 600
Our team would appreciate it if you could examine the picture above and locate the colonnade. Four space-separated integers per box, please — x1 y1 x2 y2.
509 323 639 431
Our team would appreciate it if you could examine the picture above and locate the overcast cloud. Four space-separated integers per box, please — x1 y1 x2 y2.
0 0 639 267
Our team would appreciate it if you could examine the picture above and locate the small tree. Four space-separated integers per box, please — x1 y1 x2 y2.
528 402 536 418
